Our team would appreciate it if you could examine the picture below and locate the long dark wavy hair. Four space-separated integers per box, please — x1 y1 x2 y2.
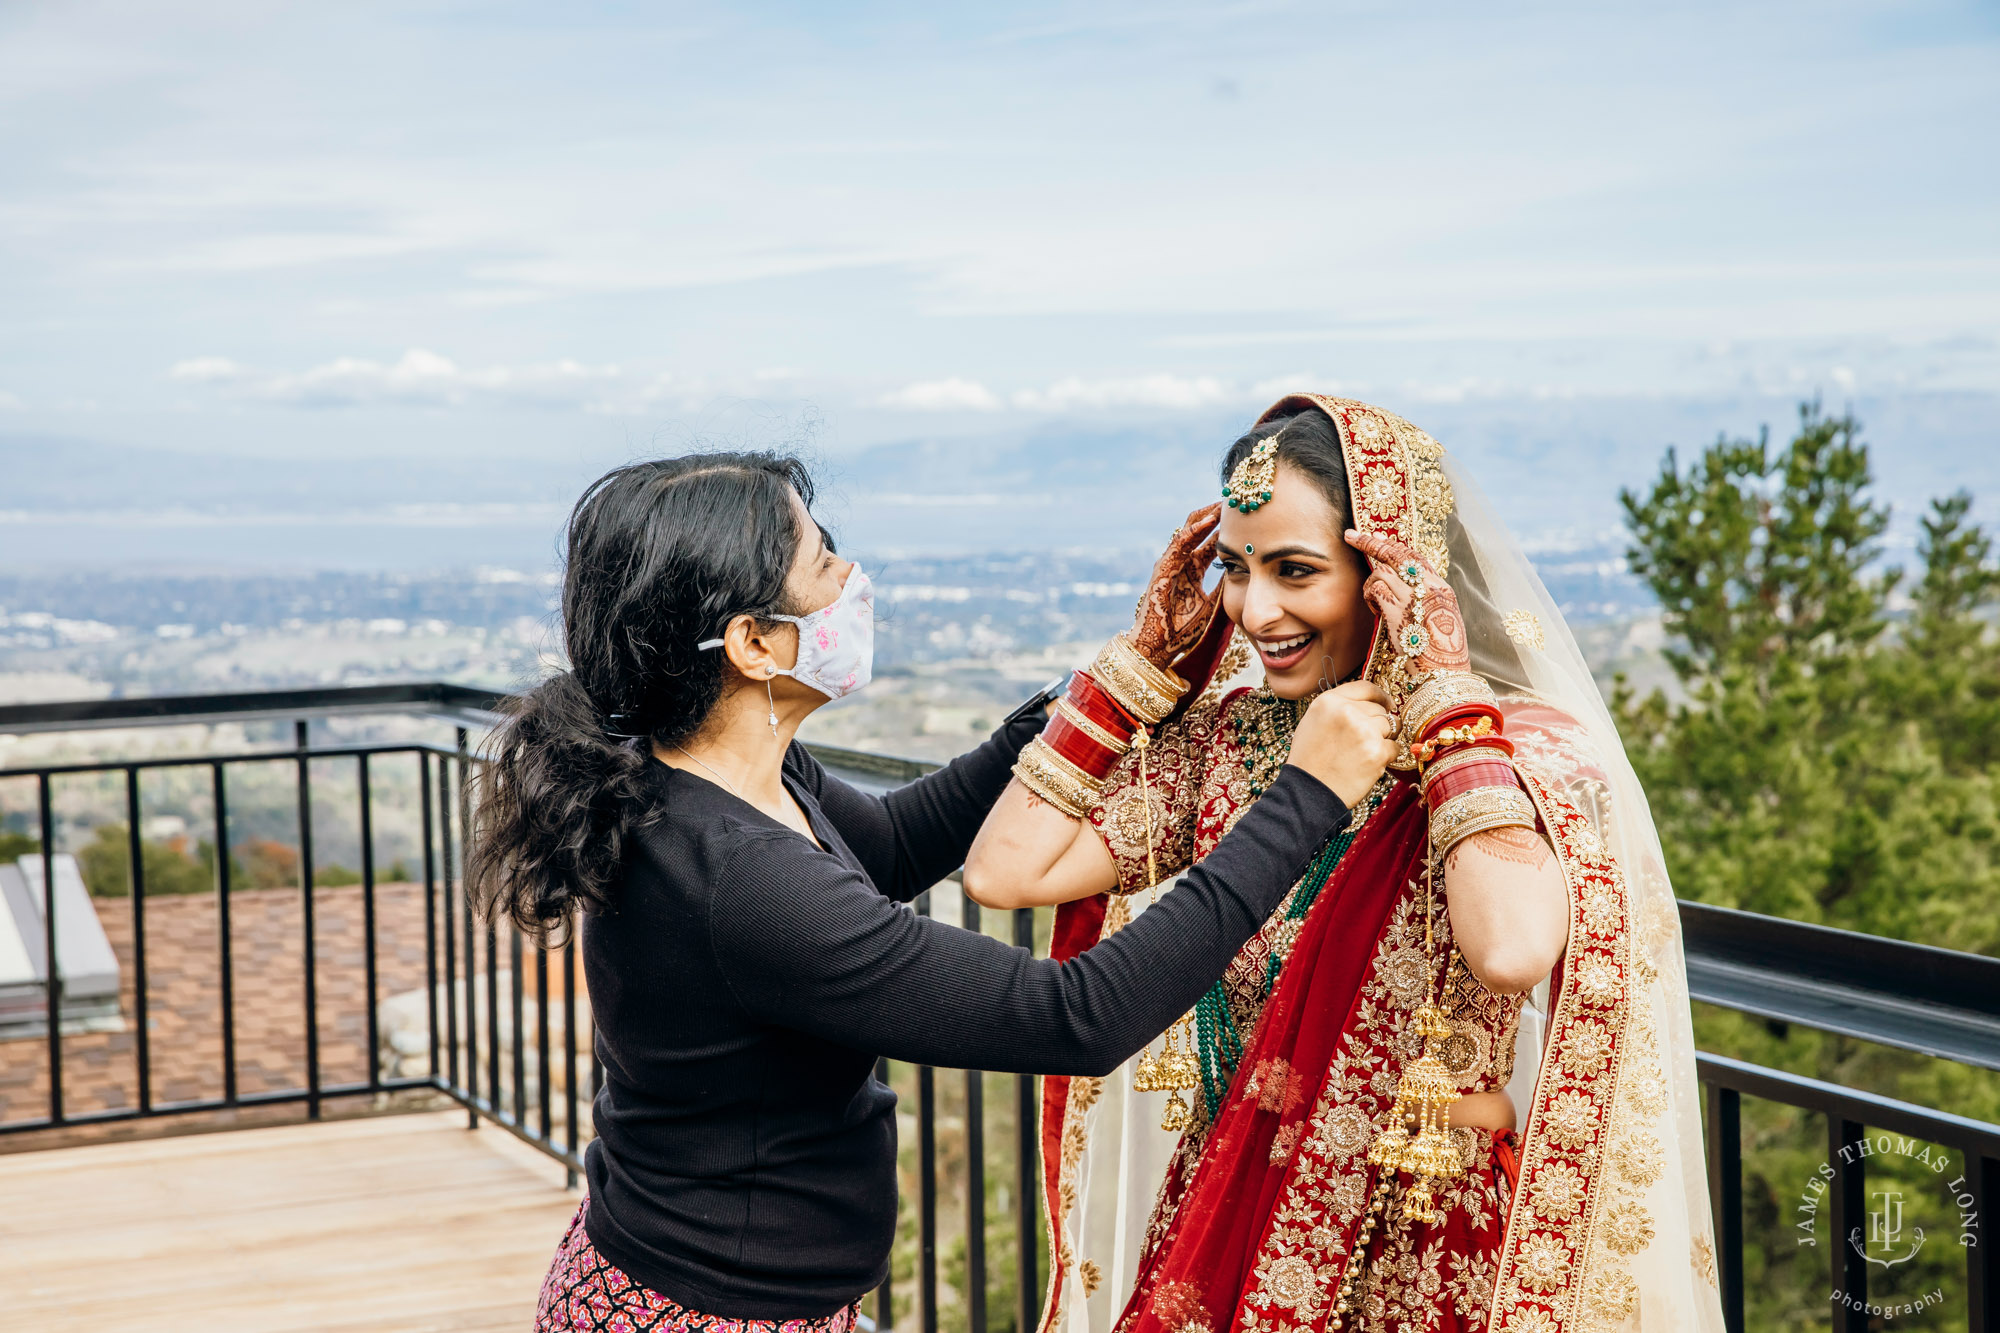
468 452 819 940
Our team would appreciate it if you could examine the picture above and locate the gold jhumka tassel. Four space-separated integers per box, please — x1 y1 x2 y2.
1332 853 1461 1329
1132 1012 1201 1131
1364 1000 1463 1224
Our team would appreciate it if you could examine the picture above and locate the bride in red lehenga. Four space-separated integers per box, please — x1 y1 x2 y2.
963 396 1723 1333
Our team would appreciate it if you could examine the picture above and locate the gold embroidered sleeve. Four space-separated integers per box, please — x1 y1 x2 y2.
1084 702 1214 895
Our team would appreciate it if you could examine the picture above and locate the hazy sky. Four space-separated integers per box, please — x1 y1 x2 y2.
2 1 1997 533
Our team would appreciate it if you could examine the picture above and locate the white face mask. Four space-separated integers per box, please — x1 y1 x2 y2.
698 564 875 700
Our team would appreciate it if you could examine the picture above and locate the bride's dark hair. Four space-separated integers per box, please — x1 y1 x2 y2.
1220 410 1359 551
468 452 820 940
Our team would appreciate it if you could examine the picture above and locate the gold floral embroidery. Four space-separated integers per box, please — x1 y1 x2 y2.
1502 1308 1559 1333
1078 1259 1103 1295
1377 945 1433 1010
1613 1128 1664 1187
1502 610 1546 652
1255 1253 1327 1314
1559 1019 1612 1079
1579 882 1620 936
1362 471 1405 518
1580 1270 1639 1330
1627 1064 1668 1118
1543 1089 1601 1149
1692 1233 1718 1287
1527 1161 1587 1222
1320 1103 1374 1159
1513 1233 1572 1294
1573 953 1621 1008
1601 1202 1655 1256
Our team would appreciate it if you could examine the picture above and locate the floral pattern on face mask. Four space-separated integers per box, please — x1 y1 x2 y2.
769 566 874 701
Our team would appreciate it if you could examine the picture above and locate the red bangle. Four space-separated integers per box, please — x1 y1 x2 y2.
1423 763 1520 810
1043 711 1122 779
1067 670 1139 736
1417 702 1503 745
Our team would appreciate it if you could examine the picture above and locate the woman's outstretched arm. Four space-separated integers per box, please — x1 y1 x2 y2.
962 778 1121 909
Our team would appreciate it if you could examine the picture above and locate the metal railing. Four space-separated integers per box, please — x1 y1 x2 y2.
2 683 1998 1333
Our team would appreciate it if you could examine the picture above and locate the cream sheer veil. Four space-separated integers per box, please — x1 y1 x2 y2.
1046 407 1721 1333
1443 452 1722 1331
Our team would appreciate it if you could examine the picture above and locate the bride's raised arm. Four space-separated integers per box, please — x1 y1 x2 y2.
1348 526 1570 994
963 504 1222 910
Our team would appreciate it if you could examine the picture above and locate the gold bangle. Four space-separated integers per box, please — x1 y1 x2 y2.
1413 716 1499 768
1108 632 1188 700
1055 697 1132 755
1090 635 1183 725
1417 744 1514 796
1013 737 1101 821
1398 672 1498 747
1430 784 1536 856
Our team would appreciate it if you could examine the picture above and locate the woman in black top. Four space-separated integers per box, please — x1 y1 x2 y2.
469 453 1395 1328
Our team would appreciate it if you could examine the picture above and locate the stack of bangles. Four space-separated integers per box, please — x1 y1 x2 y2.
1399 672 1540 855
1013 633 1187 820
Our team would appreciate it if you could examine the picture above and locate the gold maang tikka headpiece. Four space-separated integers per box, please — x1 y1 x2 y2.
1222 430 1281 512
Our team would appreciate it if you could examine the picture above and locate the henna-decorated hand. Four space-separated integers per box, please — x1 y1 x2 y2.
1346 528 1471 678
1131 503 1223 669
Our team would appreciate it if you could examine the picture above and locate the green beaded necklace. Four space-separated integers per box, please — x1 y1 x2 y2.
1192 696 1383 1124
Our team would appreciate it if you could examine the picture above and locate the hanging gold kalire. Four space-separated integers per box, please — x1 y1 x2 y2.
1132 1011 1202 1131
1330 851 1464 1330
1366 850 1463 1222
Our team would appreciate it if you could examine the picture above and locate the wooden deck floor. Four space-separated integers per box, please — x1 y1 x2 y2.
0 1110 580 1331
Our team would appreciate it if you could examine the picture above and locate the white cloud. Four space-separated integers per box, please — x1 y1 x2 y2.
0 390 22 410
877 377 1001 412
1011 375 1237 412
172 348 624 409
169 356 249 383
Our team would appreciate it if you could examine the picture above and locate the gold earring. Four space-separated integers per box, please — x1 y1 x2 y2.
765 675 779 739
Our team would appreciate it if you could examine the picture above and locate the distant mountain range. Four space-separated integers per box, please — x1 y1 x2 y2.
3 387 1992 575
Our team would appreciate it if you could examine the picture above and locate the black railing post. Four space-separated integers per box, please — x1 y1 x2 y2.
445 749 476 1129
536 942 552 1144
563 934 580 1189
125 769 151 1114
511 925 527 1123
1705 1083 1742 1333
874 1055 895 1333
1829 1117 1867 1332
1967 1153 1996 1333
1013 907 1040 1333
38 774 61 1124
962 887 986 1333
296 719 321 1119
421 752 441 1081
916 890 939 1333
213 762 237 1105
359 751 381 1093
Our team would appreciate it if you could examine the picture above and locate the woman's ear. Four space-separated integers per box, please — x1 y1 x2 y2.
719 614 788 682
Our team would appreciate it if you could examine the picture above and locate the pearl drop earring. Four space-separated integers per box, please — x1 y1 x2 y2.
765 672 779 739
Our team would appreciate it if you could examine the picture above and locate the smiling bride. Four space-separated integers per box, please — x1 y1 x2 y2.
964 395 1723 1333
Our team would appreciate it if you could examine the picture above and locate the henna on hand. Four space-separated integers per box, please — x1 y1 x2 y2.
1346 528 1469 677
1446 825 1553 874
1132 504 1223 667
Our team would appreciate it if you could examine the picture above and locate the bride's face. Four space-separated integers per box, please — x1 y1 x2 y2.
1214 461 1375 700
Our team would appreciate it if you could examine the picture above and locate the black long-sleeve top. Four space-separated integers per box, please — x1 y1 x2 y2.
581 713 1349 1317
